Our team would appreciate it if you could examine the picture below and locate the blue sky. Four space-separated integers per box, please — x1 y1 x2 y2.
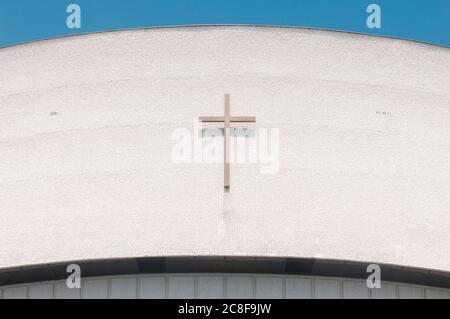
0 0 449 48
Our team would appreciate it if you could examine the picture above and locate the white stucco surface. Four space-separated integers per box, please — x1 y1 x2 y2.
0 26 449 272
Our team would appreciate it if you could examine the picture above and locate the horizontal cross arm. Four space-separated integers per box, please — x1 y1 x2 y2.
230 116 256 122
199 116 225 122
199 116 256 123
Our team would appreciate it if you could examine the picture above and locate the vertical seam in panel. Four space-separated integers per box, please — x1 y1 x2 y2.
165 275 169 299
395 284 400 299
223 275 227 299
194 275 198 299
76 281 81 299
282 276 286 299
26 286 29 299
311 278 315 299
136 277 140 300
80 279 84 299
107 279 111 299
52 282 55 299
252 275 256 299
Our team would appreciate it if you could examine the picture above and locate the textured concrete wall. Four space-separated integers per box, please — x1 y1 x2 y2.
0 26 449 272
1 274 449 299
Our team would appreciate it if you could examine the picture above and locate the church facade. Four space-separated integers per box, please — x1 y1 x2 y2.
0 26 449 299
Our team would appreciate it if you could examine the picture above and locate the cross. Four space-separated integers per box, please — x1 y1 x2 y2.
199 94 256 192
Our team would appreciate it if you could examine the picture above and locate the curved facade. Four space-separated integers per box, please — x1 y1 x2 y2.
0 26 449 297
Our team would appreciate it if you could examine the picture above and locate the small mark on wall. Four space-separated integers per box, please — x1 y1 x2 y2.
376 111 390 116
50 111 58 116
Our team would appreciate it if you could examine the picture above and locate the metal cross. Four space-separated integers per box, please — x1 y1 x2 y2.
199 94 256 192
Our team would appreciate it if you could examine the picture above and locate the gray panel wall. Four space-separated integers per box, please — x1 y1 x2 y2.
0 274 448 299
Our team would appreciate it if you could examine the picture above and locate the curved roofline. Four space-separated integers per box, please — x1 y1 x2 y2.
1 24 449 50
1 256 449 289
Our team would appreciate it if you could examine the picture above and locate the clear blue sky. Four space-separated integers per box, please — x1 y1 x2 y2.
0 0 449 48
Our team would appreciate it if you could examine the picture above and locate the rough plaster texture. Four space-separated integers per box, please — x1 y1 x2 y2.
0 26 449 272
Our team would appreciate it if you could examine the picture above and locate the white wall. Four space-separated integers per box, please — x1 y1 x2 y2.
1 274 448 299
0 26 449 273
